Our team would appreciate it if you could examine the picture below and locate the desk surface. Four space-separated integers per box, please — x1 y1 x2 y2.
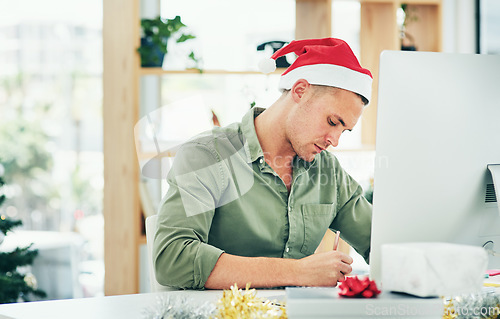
0 290 286 319
2 286 498 319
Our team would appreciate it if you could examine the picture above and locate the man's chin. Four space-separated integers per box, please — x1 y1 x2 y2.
298 153 317 163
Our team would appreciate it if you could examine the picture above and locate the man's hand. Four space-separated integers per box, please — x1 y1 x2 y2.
295 250 353 287
204 250 353 289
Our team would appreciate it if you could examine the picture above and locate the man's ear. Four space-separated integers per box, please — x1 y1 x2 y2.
291 79 310 103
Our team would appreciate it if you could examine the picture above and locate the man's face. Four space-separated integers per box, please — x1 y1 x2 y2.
285 85 365 162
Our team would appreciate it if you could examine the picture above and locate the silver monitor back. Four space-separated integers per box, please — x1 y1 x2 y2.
370 50 500 283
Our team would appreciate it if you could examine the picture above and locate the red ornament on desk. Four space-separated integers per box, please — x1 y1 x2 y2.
338 276 381 298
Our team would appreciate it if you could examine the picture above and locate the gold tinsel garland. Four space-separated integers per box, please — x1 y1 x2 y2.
213 283 287 319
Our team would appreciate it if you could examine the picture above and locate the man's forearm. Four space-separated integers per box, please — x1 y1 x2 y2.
204 253 300 289
204 250 353 289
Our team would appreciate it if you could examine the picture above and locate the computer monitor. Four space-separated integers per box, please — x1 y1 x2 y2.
370 50 500 283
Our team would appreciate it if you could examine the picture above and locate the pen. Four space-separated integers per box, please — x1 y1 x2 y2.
333 230 340 251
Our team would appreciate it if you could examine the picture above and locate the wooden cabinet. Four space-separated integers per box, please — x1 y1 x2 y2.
103 0 442 295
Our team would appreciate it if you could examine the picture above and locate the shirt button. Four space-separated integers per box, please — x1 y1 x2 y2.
286 247 290 253
259 158 264 164
288 206 291 212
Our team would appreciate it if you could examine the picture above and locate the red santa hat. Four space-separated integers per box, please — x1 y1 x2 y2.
258 38 373 104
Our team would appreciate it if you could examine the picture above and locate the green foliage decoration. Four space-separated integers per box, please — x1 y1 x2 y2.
137 15 197 67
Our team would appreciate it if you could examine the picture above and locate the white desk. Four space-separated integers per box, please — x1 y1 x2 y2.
3 287 496 319
0 290 286 319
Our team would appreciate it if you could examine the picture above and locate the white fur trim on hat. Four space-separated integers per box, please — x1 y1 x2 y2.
279 64 373 103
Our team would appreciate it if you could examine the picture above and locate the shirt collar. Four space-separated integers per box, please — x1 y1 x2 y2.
241 107 266 163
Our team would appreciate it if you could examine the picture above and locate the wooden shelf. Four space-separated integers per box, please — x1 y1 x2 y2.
137 151 176 160
139 67 286 76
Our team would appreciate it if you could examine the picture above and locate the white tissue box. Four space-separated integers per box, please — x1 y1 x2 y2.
381 242 487 297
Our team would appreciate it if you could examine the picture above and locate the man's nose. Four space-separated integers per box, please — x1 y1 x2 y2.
326 130 342 148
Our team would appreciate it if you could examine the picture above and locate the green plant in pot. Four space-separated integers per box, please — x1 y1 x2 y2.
138 15 196 67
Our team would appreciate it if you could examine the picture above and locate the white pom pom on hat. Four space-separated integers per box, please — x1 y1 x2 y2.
257 58 277 74
258 38 373 104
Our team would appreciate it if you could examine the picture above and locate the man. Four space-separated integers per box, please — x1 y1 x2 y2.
152 38 373 290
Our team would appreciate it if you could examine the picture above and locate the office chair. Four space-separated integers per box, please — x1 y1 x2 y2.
145 215 176 292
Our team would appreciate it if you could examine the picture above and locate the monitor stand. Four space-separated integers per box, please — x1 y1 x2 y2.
488 164 500 216
485 164 500 260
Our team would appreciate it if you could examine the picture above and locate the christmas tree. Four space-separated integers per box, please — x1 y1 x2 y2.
0 171 46 304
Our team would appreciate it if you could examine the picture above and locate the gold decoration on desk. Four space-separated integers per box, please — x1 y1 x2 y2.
213 283 287 319
442 299 457 319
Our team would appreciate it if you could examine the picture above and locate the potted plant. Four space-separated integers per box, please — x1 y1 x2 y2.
137 15 196 67
399 4 418 51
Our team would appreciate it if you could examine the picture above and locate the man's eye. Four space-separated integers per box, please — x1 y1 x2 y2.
328 119 337 126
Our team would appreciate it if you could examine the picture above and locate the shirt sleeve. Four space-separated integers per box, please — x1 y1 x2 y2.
152 141 226 290
330 157 372 264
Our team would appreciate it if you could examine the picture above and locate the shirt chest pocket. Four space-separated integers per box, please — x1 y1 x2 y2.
300 204 336 255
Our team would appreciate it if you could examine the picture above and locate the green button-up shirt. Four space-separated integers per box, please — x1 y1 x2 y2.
153 107 372 290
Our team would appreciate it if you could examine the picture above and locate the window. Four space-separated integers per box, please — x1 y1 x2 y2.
0 0 104 298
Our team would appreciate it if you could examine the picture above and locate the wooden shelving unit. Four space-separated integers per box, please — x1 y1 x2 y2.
103 0 141 296
103 0 442 295
359 0 442 145
139 68 287 76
